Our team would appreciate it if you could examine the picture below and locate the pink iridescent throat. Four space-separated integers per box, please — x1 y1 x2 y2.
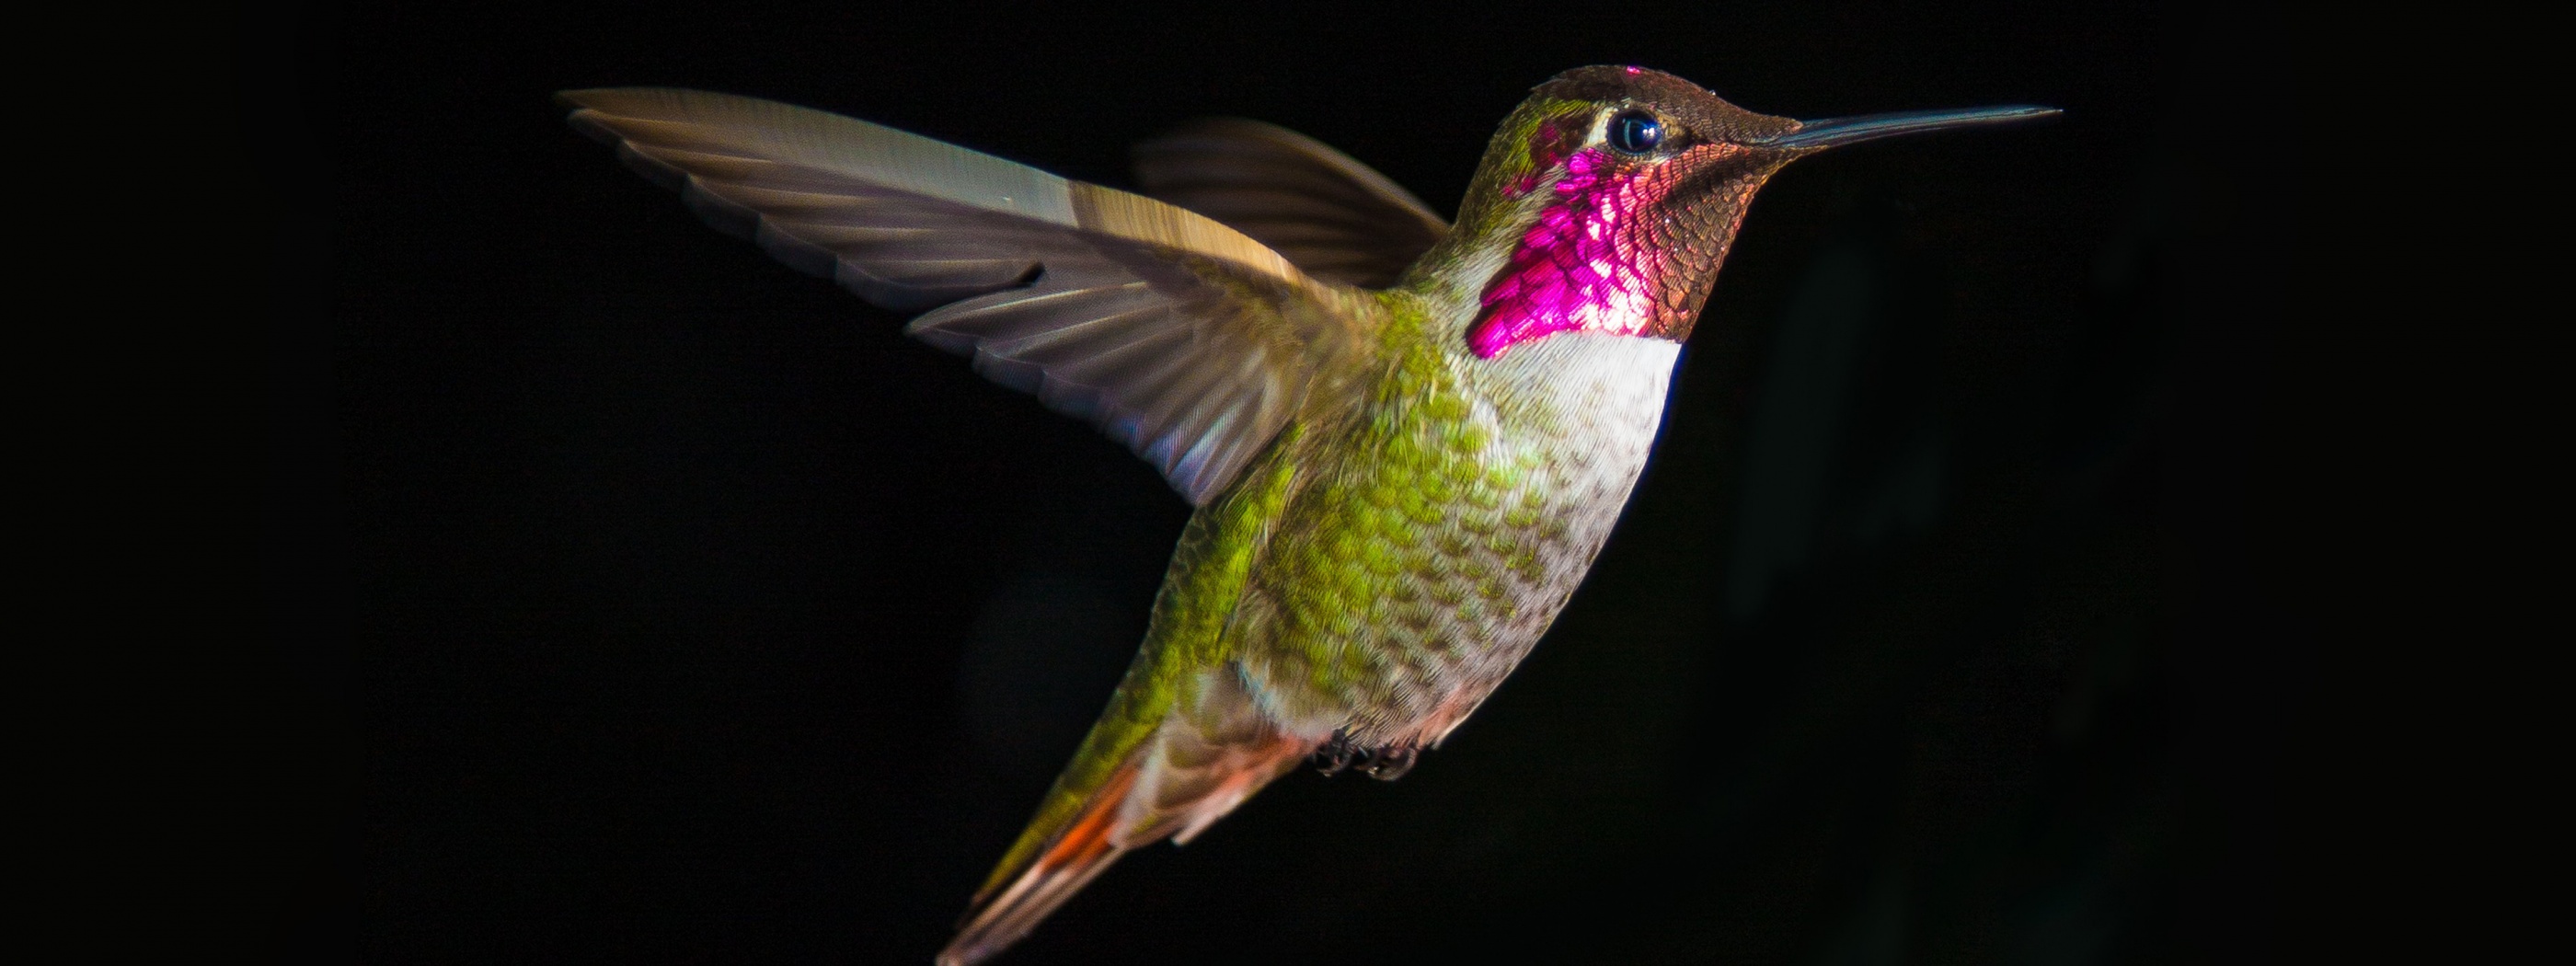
1467 146 1671 359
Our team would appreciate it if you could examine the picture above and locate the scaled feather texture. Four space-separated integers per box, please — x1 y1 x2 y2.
561 69 2054 966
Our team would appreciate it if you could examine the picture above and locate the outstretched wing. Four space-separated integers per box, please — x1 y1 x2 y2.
1133 119 1449 290
562 88 1379 505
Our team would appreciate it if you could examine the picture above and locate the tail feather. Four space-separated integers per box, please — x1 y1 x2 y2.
937 762 1141 966
939 666 1316 966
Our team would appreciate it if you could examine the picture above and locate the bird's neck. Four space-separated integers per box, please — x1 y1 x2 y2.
1364 286 1682 440
1408 146 1688 361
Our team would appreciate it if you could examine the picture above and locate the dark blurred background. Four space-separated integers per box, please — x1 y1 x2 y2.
259 1 2317 962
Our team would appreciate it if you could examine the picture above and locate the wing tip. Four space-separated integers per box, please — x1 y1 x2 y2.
555 87 660 122
555 86 693 113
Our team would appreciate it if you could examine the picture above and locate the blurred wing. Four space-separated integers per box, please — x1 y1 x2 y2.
562 88 1378 505
1133 119 1449 289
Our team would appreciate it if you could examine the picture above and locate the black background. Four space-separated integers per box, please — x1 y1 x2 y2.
258 1 2317 962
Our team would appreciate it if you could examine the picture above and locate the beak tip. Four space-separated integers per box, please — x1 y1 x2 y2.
1774 104 2063 150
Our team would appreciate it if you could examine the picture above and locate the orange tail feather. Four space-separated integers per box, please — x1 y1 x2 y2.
940 663 1318 965
938 762 1140 966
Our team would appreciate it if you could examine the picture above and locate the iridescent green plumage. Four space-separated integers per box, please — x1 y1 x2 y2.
957 279 1688 962
562 64 2053 966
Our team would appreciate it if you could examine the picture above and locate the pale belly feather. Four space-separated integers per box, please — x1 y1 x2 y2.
1232 334 1680 749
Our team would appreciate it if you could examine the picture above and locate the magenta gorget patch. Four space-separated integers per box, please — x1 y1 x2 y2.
1466 147 1667 359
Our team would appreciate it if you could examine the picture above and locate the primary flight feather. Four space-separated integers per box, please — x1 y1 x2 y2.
561 67 2053 964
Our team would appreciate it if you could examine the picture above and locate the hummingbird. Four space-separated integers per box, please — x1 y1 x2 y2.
561 65 2052 964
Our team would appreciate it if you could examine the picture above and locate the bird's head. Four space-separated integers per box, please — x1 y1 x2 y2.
1439 65 2052 359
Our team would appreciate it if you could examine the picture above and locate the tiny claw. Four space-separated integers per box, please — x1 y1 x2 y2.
1314 732 1358 776
1314 731 1424 779
1360 744 1419 781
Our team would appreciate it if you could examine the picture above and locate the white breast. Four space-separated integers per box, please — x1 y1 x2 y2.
1392 332 1680 743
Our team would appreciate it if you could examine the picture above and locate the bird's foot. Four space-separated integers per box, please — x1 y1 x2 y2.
1314 732 1359 776
1313 731 1420 781
1358 743 1419 780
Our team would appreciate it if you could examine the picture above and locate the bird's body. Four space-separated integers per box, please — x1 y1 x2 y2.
946 281 1688 964
561 66 2051 964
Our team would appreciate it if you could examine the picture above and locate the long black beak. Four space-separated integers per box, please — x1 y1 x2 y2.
1768 105 2060 150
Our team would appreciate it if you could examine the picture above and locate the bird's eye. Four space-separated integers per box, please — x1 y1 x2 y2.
1607 109 1664 155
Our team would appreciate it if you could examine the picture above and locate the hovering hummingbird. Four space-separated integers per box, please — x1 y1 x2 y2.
562 65 2051 964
